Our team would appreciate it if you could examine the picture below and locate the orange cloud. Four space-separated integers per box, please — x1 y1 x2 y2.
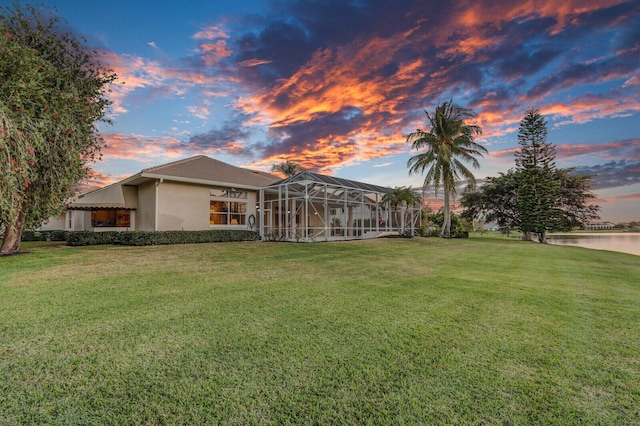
80 169 128 187
237 28 429 128
453 0 627 35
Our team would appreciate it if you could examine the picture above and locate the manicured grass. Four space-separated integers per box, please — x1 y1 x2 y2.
1 237 639 424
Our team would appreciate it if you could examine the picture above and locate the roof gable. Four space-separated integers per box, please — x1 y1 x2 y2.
142 155 279 188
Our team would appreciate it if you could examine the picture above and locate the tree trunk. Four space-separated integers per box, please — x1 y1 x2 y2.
441 190 451 238
538 231 547 244
522 231 532 241
1 208 27 255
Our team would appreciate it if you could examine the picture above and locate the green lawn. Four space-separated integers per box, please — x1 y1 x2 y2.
1 237 639 424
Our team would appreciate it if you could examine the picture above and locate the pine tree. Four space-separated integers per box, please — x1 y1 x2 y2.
514 109 560 243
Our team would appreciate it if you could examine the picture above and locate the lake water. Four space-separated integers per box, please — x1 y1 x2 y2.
547 233 640 256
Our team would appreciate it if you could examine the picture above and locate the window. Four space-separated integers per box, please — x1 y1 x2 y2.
210 200 246 225
91 209 131 227
209 189 247 199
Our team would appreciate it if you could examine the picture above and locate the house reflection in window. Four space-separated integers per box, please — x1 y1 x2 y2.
91 209 131 227
210 200 246 225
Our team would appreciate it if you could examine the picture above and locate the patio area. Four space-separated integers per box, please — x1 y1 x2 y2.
259 172 421 242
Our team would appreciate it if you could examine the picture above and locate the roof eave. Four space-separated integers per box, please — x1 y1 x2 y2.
140 172 264 190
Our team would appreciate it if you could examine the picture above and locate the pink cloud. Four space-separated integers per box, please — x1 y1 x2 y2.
99 49 229 117
192 26 229 40
199 40 232 66
238 58 273 67
543 95 640 127
187 105 211 121
102 133 183 162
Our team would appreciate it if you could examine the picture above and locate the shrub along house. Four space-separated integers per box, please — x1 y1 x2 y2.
57 155 420 241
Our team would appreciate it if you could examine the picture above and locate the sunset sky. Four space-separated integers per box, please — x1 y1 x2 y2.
37 0 639 222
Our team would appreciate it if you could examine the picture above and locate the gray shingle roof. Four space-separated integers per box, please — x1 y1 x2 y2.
142 155 279 188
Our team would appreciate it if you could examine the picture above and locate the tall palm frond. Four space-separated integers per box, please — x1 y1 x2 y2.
406 100 487 237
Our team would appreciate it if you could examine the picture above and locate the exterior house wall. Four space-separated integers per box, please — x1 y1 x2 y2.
38 210 91 231
38 214 66 231
137 181 157 231
157 181 209 231
245 191 259 231
73 211 91 231
123 186 138 209
154 182 260 231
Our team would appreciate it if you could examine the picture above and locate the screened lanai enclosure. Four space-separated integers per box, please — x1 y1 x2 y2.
258 172 421 242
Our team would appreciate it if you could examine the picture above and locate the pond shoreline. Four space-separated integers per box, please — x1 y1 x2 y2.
547 232 640 256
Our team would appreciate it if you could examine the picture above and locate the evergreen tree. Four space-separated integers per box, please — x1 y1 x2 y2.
514 109 560 243
461 110 600 242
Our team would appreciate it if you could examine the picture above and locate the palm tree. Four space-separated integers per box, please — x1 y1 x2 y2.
271 160 304 177
381 186 422 235
407 100 487 238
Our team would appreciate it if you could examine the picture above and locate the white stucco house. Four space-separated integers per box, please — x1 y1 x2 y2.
47 155 420 242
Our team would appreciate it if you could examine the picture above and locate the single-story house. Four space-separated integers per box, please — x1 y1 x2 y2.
584 222 615 230
48 155 420 242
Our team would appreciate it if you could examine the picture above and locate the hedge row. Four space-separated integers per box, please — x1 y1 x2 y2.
67 230 259 246
23 230 258 246
21 230 70 242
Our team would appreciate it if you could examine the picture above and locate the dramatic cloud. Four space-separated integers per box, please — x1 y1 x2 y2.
92 0 640 206
203 0 638 174
489 139 640 194
555 139 640 160
186 116 254 157
575 160 640 190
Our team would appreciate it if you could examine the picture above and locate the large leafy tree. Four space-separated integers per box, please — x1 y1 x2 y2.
407 100 487 238
460 171 520 234
381 186 422 235
0 3 116 255
552 167 600 230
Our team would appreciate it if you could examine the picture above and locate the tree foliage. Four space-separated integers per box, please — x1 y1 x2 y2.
461 171 520 233
461 110 599 242
271 160 304 177
381 186 422 235
0 2 116 254
406 100 487 238
515 109 559 242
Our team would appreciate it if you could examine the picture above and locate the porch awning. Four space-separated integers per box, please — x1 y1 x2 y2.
66 184 137 210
